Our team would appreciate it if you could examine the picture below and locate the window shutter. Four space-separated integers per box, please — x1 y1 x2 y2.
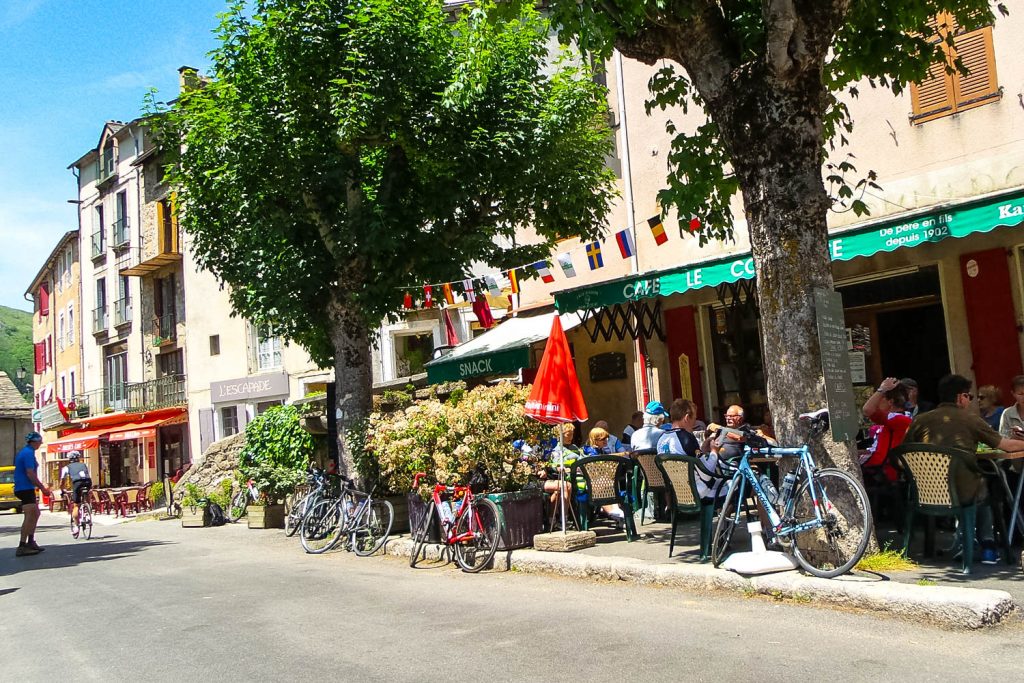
910 58 954 123
199 407 215 455
34 342 45 374
39 283 50 317
951 26 999 111
236 405 249 433
169 193 180 253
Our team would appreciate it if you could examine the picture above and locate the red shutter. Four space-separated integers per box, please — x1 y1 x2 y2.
39 283 50 317
34 342 45 374
960 249 1023 394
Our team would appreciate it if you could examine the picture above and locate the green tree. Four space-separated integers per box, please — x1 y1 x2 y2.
151 0 616 475
535 0 1003 471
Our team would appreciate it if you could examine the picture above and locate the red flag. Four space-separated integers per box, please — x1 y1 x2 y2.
424 285 434 308
525 316 588 424
472 297 494 329
56 396 70 422
403 292 414 309
443 307 460 346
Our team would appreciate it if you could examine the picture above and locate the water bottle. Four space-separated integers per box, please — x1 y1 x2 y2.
759 473 779 505
437 500 454 527
780 471 798 501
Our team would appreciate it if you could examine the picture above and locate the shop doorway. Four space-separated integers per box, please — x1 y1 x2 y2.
875 304 949 406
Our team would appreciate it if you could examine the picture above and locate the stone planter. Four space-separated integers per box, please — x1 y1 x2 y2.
407 492 441 543
300 416 328 435
486 490 544 550
247 504 285 529
387 494 410 534
181 506 207 528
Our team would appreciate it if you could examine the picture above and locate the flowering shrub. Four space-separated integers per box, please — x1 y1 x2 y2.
364 383 550 495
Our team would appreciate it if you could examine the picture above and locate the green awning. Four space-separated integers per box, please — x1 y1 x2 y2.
555 189 1024 313
425 312 581 383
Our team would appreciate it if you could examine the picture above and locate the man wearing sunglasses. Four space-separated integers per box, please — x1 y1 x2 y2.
905 374 1024 564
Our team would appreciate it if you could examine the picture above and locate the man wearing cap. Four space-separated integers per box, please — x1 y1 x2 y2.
13 432 52 557
629 401 669 451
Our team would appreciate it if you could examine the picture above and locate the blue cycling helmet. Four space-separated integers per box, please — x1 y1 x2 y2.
25 431 43 443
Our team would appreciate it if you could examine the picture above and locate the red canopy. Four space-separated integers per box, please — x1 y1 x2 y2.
524 316 588 424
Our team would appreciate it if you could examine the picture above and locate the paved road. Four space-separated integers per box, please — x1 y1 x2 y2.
3 510 1023 681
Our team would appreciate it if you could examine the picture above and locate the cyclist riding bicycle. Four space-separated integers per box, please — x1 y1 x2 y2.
60 451 93 528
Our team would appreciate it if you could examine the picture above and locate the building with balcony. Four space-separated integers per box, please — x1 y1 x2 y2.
22 230 82 485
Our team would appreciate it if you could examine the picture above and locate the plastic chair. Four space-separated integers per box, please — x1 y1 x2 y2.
135 486 149 512
891 443 1009 574
631 449 667 525
90 489 107 515
570 455 638 541
655 453 717 561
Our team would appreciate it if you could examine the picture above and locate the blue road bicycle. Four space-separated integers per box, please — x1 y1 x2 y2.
710 409 872 578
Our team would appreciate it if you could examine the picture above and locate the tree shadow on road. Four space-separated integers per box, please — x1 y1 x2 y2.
0 537 174 577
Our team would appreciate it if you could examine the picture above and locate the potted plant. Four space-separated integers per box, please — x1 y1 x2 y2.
239 405 312 529
180 483 208 528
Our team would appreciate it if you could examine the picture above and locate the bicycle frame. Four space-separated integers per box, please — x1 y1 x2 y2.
432 484 479 544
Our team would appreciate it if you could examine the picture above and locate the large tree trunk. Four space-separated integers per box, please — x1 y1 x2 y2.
327 289 373 479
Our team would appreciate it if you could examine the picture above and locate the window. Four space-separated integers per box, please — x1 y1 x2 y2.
101 140 116 178
67 303 74 345
69 369 76 398
157 350 184 378
221 406 239 437
910 13 1000 124
46 335 53 368
92 204 106 256
104 344 128 409
157 197 180 254
209 335 220 356
256 325 283 370
93 278 107 333
113 191 129 246
60 374 66 400
58 312 65 351
256 400 283 415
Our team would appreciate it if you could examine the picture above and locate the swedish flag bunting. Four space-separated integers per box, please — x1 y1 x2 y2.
533 261 554 283
614 229 635 258
586 241 604 270
648 215 668 245
557 253 577 279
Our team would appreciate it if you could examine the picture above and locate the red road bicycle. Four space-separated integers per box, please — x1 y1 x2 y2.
409 472 501 573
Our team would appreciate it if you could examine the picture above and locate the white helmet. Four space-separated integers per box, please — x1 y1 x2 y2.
68 451 82 462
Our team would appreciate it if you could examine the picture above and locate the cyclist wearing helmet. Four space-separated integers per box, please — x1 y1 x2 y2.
60 451 93 529
13 432 52 556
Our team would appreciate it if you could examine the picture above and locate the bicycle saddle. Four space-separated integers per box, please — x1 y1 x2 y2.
798 408 829 421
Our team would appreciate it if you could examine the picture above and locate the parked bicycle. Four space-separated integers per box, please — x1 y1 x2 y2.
285 467 331 537
299 475 394 556
710 409 872 578
70 486 93 540
408 471 501 573
228 478 260 522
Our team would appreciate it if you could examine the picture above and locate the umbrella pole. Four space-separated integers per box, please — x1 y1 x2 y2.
559 423 566 535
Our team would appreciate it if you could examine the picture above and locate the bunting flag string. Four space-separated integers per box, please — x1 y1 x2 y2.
586 241 603 270
557 253 577 279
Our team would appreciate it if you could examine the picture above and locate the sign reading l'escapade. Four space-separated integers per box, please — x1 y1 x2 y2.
210 371 289 403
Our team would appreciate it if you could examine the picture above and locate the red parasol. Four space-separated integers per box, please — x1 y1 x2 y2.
525 315 587 533
442 307 460 347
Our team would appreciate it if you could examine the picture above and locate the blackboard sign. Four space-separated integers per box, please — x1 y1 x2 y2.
588 352 627 383
814 289 858 442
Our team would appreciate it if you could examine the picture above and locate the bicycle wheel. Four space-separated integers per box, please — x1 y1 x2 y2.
454 497 500 573
711 475 744 568
790 468 872 578
300 499 344 554
227 490 248 523
352 498 394 557
409 501 435 568
81 503 93 540
285 492 310 537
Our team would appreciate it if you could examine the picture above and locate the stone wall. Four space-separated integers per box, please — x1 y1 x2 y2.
172 433 246 499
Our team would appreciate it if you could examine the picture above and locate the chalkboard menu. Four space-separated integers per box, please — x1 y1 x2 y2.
588 352 628 383
814 289 858 442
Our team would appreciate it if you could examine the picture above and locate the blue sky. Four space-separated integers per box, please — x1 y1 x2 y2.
0 0 226 311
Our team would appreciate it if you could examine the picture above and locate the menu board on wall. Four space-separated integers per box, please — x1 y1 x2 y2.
814 289 859 442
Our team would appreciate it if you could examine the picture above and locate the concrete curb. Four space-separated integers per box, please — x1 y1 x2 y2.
386 539 1014 629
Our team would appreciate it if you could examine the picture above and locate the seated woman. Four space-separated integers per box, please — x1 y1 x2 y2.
978 385 1004 431
537 424 579 529
585 427 626 524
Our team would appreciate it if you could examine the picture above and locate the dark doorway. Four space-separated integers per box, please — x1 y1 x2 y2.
875 303 950 406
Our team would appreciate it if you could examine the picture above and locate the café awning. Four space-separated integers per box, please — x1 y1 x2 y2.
555 188 1024 313
425 311 582 383
107 408 188 442
47 427 110 453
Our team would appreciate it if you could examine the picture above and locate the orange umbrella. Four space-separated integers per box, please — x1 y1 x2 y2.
525 316 587 531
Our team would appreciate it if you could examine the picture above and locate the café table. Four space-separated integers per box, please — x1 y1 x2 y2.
976 449 1024 544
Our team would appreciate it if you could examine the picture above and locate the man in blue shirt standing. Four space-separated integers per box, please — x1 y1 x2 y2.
14 432 52 557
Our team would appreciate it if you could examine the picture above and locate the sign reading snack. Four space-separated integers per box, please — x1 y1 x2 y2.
210 371 289 403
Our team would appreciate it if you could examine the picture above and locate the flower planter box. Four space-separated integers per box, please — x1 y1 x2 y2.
486 490 544 551
407 492 441 543
181 507 207 528
247 504 285 529
387 494 410 534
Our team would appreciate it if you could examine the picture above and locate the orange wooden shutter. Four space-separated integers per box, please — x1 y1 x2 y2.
951 26 1000 111
910 58 954 123
156 200 167 253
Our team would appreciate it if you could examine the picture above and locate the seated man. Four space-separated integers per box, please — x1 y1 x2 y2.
60 451 93 529
629 402 670 451
904 373 1024 565
621 411 643 447
658 399 728 502
860 377 911 482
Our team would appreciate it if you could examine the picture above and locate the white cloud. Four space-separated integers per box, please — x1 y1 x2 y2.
92 69 163 94
1 0 46 29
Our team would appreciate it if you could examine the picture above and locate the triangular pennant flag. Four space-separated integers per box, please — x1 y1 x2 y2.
533 262 554 283
685 215 701 234
423 285 434 308
557 253 577 279
485 275 502 297
508 268 519 294
615 229 635 258
648 215 668 245
443 282 455 305
462 279 477 303
403 292 414 309
585 241 604 270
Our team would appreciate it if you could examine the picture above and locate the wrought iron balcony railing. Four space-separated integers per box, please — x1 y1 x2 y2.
72 374 187 418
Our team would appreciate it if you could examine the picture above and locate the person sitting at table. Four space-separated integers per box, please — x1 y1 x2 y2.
901 377 934 417
997 375 1024 439
978 385 1005 431
904 373 1024 565
860 377 911 482
585 427 626 524
593 421 627 453
537 423 578 529
621 411 643 447
658 399 728 502
704 404 752 458
629 402 669 451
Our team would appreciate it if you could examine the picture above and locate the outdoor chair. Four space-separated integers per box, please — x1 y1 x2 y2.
654 453 716 561
631 449 668 525
95 489 113 515
891 443 1010 574
135 486 149 512
570 455 638 541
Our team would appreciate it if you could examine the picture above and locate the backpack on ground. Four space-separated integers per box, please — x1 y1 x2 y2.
207 502 227 526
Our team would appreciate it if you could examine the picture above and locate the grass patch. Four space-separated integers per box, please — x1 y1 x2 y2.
915 578 938 586
855 548 918 573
